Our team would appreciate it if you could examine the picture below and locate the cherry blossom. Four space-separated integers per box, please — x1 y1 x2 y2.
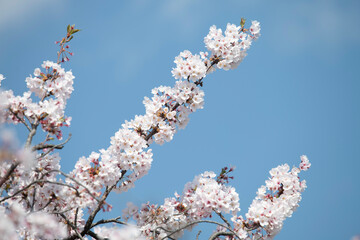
0 19 311 240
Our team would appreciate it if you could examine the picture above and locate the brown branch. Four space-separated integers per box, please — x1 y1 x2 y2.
0 180 80 203
214 210 232 229
144 125 159 141
87 231 105 240
209 231 235 240
160 220 240 240
62 170 127 239
60 213 85 240
25 122 39 149
34 133 72 152
8 108 31 132
49 169 101 203
196 230 202 240
91 216 126 229
0 162 19 189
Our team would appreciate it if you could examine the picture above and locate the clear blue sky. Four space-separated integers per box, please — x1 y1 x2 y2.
1 0 359 239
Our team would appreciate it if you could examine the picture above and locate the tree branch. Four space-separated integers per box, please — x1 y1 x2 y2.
60 213 85 240
0 162 19 189
87 231 106 240
25 120 39 148
8 108 31 132
49 169 101 203
36 134 72 157
214 210 232 229
0 180 81 204
209 231 235 240
91 216 126 229
160 220 240 240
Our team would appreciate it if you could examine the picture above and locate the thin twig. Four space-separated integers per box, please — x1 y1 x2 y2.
160 220 240 240
0 162 19 189
214 210 232 228
0 180 80 203
36 134 72 158
80 178 122 236
61 171 126 239
52 207 75 215
209 231 235 240
196 230 202 240
30 187 37 212
60 213 85 240
35 198 54 212
8 108 31 131
75 207 79 229
48 169 101 203
91 216 126 229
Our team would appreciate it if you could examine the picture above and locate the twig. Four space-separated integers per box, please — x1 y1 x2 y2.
75 207 79 229
48 169 101 203
60 213 85 240
61 171 126 239
25 120 39 148
30 187 37 212
196 230 202 240
160 220 240 240
8 108 31 132
87 231 106 240
214 210 232 228
0 162 19 189
52 208 75 215
80 177 122 236
91 216 126 229
35 197 54 212
0 180 80 203
36 134 72 158
209 231 235 240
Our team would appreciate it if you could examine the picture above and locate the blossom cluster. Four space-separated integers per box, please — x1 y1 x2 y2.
94 225 145 240
241 156 310 239
0 129 35 170
203 21 261 71
0 61 74 139
47 21 260 221
123 157 310 240
74 22 261 203
0 202 66 240
0 19 311 240
122 171 240 239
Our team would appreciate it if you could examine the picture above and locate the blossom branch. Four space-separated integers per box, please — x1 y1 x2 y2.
47 169 101 203
25 120 39 148
160 220 240 240
33 133 72 152
214 210 232 229
0 162 19 189
87 231 105 240
91 216 126 229
209 231 235 240
0 180 81 204
63 171 126 239
60 213 85 240
8 107 31 131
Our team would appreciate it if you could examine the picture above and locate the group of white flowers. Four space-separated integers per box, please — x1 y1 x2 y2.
0 20 311 240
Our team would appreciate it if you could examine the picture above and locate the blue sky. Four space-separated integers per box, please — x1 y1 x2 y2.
1 0 359 239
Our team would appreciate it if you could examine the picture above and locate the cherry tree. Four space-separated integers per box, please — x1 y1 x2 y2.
0 19 311 240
